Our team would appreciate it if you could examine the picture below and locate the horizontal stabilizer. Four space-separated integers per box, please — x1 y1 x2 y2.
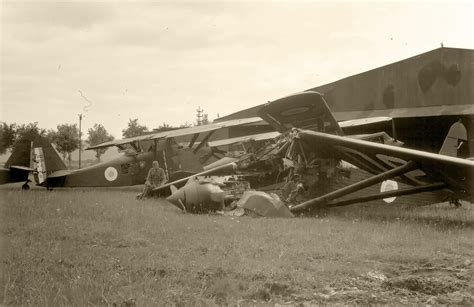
10 165 34 171
46 169 75 179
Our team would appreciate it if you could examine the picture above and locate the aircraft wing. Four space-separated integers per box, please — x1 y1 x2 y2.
338 116 392 128
258 91 343 135
297 130 474 200
87 117 264 150
208 131 281 148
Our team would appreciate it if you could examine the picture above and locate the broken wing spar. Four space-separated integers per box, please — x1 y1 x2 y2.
86 117 264 151
290 130 474 212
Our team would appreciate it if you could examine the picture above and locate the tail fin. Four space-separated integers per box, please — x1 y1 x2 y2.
439 121 468 157
5 136 67 185
5 138 32 169
29 136 67 184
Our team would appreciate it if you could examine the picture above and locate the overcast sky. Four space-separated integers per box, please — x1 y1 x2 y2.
1 0 472 138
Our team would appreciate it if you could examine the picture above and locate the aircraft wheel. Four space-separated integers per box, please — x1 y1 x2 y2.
450 199 462 208
21 183 30 190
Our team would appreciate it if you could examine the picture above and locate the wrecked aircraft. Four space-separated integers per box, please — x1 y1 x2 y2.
157 91 473 217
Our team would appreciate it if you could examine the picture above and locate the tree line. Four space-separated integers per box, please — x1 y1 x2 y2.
1 108 211 164
0 119 155 164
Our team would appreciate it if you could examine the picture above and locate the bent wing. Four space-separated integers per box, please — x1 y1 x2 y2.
297 130 474 201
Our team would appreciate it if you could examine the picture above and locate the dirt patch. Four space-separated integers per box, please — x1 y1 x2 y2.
308 263 473 305
383 276 465 295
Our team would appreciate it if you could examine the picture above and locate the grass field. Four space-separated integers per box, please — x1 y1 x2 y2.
1 185 473 305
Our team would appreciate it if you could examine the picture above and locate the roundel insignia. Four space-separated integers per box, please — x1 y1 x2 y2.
104 166 118 182
380 180 398 203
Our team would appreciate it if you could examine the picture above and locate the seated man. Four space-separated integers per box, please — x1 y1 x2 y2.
138 160 167 199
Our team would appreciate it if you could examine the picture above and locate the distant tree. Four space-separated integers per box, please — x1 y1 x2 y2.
45 128 56 142
202 113 209 125
14 122 48 144
122 118 149 138
159 122 171 129
50 123 79 165
179 121 193 128
87 124 114 161
0 122 16 154
153 122 177 133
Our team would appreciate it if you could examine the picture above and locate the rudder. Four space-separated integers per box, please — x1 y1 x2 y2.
439 120 469 158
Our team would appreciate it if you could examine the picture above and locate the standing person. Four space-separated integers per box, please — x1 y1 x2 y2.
138 160 167 199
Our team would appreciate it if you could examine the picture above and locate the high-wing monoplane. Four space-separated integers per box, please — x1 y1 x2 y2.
35 117 263 188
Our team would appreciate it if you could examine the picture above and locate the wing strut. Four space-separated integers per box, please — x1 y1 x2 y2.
325 182 447 208
153 139 158 160
290 161 418 212
189 133 200 149
130 141 141 153
193 130 216 154
200 147 226 164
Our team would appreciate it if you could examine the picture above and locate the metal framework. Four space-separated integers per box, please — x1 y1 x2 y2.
290 161 420 212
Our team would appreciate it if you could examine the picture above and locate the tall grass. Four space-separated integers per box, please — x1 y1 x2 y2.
1 187 472 305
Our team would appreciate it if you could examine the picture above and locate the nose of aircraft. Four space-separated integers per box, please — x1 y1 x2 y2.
166 180 225 213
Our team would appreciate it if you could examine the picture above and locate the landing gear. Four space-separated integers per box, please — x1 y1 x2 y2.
449 198 462 208
21 180 30 190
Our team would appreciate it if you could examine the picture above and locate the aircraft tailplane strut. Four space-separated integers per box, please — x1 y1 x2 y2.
324 182 447 208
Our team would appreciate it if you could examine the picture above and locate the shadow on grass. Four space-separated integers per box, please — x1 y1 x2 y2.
307 203 474 230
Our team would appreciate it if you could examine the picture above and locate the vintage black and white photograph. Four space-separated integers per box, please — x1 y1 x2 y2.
1 0 473 305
